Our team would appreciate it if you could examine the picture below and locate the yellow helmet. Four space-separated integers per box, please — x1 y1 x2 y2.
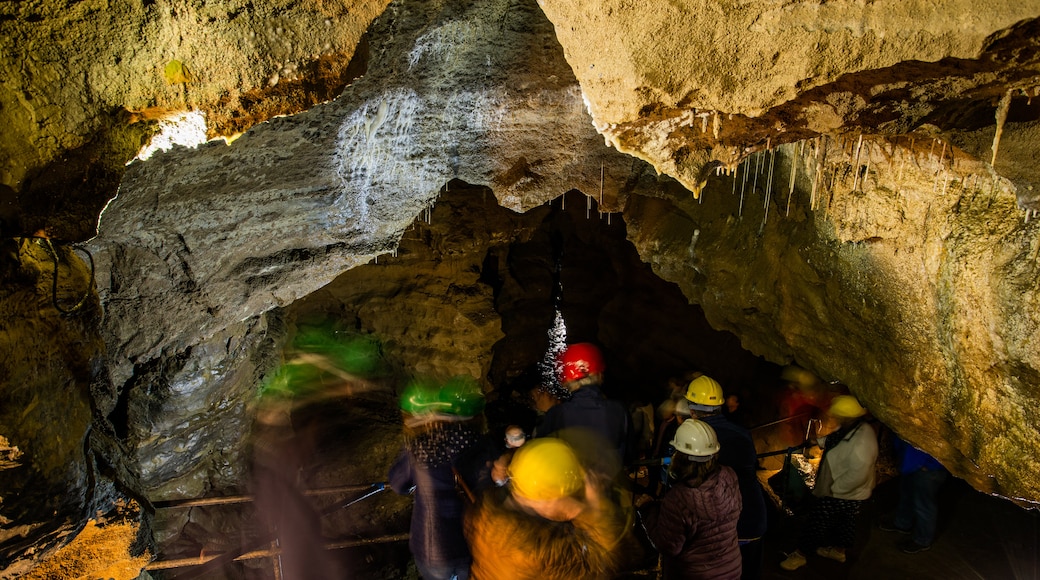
508 438 584 501
829 395 867 418
685 375 724 410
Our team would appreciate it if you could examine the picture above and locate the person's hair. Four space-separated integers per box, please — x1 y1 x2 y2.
563 373 602 392
668 452 719 487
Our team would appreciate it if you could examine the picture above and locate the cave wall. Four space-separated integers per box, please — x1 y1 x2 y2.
0 240 101 572
4 0 1040 572
624 137 1040 503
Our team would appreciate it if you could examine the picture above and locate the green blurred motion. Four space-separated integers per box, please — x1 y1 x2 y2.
259 324 383 401
400 375 485 417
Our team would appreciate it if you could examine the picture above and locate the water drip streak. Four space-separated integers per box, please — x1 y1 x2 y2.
752 152 762 203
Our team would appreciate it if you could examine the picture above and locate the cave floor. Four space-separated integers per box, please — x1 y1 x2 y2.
754 476 1040 580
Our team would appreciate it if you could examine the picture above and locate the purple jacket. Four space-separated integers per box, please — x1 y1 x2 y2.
641 466 742 580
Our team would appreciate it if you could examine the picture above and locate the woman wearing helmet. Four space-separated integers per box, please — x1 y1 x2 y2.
389 376 487 580
780 394 878 571
638 419 742 580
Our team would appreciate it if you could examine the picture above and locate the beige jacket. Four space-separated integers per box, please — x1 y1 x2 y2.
813 421 878 501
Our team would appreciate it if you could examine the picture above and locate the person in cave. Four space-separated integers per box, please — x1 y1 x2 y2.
780 394 879 572
464 437 628 580
389 377 487 580
684 375 768 580
250 399 343 579
533 342 630 480
636 418 742 580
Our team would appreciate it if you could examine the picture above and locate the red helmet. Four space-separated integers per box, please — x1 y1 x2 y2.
557 343 605 383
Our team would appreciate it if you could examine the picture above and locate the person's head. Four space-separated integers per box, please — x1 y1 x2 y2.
508 438 586 521
399 375 485 428
828 394 867 425
674 397 691 421
668 419 721 483
684 375 724 415
504 425 527 449
557 342 605 392
725 393 740 413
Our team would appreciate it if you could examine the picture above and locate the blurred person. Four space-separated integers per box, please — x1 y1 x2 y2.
686 376 768 579
628 395 656 464
637 419 742 580
780 395 878 571
777 366 829 448
464 438 627 580
879 435 949 553
248 324 381 579
389 376 487 580
250 400 342 579
723 392 749 428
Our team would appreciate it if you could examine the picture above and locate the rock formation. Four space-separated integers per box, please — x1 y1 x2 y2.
2 0 1040 574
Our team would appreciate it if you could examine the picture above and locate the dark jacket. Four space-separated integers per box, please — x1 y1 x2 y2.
389 422 480 568
536 384 630 465
641 466 742 580
703 414 768 539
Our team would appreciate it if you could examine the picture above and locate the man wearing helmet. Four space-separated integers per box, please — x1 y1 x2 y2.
684 375 768 579
638 419 742 579
534 342 630 476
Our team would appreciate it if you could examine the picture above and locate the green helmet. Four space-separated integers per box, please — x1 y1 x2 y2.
400 378 447 415
399 376 485 417
441 375 486 417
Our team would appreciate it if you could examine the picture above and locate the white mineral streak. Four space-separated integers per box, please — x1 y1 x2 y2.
333 87 508 230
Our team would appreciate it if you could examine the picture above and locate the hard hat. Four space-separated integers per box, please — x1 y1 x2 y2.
400 376 485 417
440 375 486 417
685 375 724 410
399 379 444 415
829 395 867 418
670 419 720 460
508 438 584 501
557 343 605 384
674 398 691 417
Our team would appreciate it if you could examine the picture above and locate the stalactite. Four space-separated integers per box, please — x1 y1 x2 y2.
787 143 798 217
761 147 776 232
732 160 739 197
752 151 762 201
992 89 1013 167
764 147 776 209
740 155 750 217
713 111 722 141
810 136 824 211
851 134 864 191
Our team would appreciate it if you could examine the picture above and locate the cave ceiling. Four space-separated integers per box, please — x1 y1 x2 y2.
3 0 1040 563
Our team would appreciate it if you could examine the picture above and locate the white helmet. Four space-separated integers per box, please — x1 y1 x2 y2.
670 419 720 460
